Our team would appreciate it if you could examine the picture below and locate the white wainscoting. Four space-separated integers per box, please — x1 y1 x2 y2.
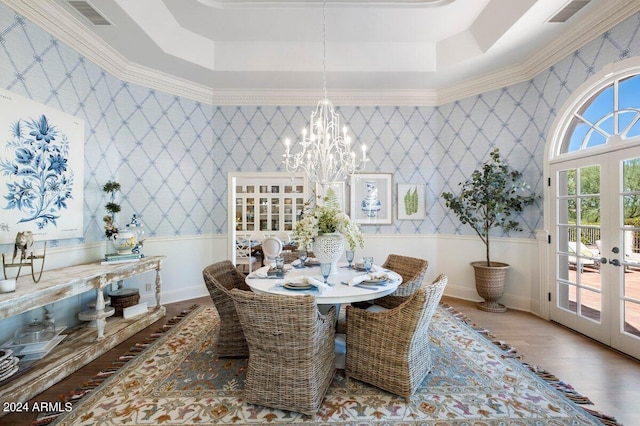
0 233 545 344
356 234 541 314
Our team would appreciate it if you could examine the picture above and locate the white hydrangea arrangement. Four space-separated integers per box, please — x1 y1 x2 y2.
294 188 364 251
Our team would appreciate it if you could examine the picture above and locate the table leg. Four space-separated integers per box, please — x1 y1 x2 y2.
319 304 346 369
154 261 162 308
335 333 346 369
95 276 106 340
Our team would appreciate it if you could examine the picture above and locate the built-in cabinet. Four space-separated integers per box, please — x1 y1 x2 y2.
234 175 307 233
229 173 308 263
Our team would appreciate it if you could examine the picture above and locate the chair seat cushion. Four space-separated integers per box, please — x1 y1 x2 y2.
236 256 258 264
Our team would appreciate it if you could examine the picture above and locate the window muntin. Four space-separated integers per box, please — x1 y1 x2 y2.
561 74 640 154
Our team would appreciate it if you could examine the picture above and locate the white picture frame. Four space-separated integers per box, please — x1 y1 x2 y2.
350 173 392 224
397 183 426 220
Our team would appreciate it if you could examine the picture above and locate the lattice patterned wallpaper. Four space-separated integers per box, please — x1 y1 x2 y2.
1 3 639 247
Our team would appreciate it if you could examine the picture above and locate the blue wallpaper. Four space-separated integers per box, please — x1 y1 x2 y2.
1 3 639 247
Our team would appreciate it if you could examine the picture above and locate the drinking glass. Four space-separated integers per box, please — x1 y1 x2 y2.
275 256 285 273
345 250 355 268
298 250 308 267
363 256 374 273
320 263 332 285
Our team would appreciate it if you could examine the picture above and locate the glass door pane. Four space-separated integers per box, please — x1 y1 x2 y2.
556 166 602 322
621 158 640 338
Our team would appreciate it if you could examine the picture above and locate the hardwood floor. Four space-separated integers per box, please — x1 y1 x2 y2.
2 296 639 425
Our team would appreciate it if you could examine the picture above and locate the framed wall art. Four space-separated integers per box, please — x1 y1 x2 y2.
0 88 85 244
350 173 392 224
397 183 426 220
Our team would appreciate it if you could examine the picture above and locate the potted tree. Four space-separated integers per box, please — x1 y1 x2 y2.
441 148 538 312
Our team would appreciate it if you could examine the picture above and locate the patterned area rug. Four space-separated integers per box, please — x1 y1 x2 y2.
42 304 619 425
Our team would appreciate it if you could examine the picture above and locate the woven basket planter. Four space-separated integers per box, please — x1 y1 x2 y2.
470 261 509 313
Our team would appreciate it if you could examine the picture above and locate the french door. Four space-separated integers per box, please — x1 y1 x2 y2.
550 145 640 359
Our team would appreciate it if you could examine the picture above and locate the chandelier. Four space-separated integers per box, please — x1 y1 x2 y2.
282 0 367 188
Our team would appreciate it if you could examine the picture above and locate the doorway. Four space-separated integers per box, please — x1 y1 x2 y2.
547 61 640 359
550 148 640 358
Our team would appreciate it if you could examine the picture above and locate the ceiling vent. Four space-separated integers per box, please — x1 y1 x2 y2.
68 1 111 25
548 0 590 23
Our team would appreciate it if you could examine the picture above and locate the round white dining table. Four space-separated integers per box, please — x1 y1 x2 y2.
245 262 402 369
244 263 402 306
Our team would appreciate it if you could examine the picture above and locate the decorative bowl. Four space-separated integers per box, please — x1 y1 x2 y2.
0 278 16 293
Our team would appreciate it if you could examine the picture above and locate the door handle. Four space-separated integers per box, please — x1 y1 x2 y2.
600 257 608 264
610 259 621 267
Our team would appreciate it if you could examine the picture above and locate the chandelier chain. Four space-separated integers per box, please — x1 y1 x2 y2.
322 0 327 100
281 0 368 188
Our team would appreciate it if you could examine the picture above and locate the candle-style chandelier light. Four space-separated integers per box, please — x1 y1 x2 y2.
282 0 367 189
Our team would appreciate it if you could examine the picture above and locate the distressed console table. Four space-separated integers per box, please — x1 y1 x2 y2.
0 255 166 411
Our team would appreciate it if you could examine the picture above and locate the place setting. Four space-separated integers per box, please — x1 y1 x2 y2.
342 255 393 288
248 256 290 279
273 275 332 294
342 271 393 288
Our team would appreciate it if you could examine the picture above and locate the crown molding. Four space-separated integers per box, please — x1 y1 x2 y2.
198 0 455 7
210 89 439 106
436 64 530 105
2 0 640 107
435 0 640 104
523 0 640 82
1 0 214 104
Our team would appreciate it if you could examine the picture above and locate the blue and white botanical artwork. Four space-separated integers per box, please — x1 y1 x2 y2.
0 88 84 244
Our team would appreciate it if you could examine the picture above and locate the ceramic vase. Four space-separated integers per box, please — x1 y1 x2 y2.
312 233 345 274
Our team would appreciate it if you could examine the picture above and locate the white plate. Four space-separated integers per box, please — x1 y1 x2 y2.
0 364 19 382
0 355 18 374
0 349 13 364
284 283 313 290
362 275 389 284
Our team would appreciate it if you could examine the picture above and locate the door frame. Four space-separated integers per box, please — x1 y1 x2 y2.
543 57 640 321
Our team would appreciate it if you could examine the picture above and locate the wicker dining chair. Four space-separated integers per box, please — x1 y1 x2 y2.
372 254 429 309
202 260 252 357
345 273 448 400
229 289 336 415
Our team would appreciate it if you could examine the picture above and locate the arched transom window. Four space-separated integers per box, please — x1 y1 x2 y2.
560 74 640 154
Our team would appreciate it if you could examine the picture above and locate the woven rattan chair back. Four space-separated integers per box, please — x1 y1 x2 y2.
202 260 252 357
345 273 447 400
374 254 429 309
230 289 336 415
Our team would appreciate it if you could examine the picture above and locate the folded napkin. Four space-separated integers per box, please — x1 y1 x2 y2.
348 271 389 286
249 265 271 278
287 276 331 294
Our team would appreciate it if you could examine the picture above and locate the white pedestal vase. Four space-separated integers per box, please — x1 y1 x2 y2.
312 233 345 275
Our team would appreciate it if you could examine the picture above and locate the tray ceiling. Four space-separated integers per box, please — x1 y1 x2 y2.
3 0 639 104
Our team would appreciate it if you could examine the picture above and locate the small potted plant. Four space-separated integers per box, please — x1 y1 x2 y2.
441 148 538 312
102 181 121 240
